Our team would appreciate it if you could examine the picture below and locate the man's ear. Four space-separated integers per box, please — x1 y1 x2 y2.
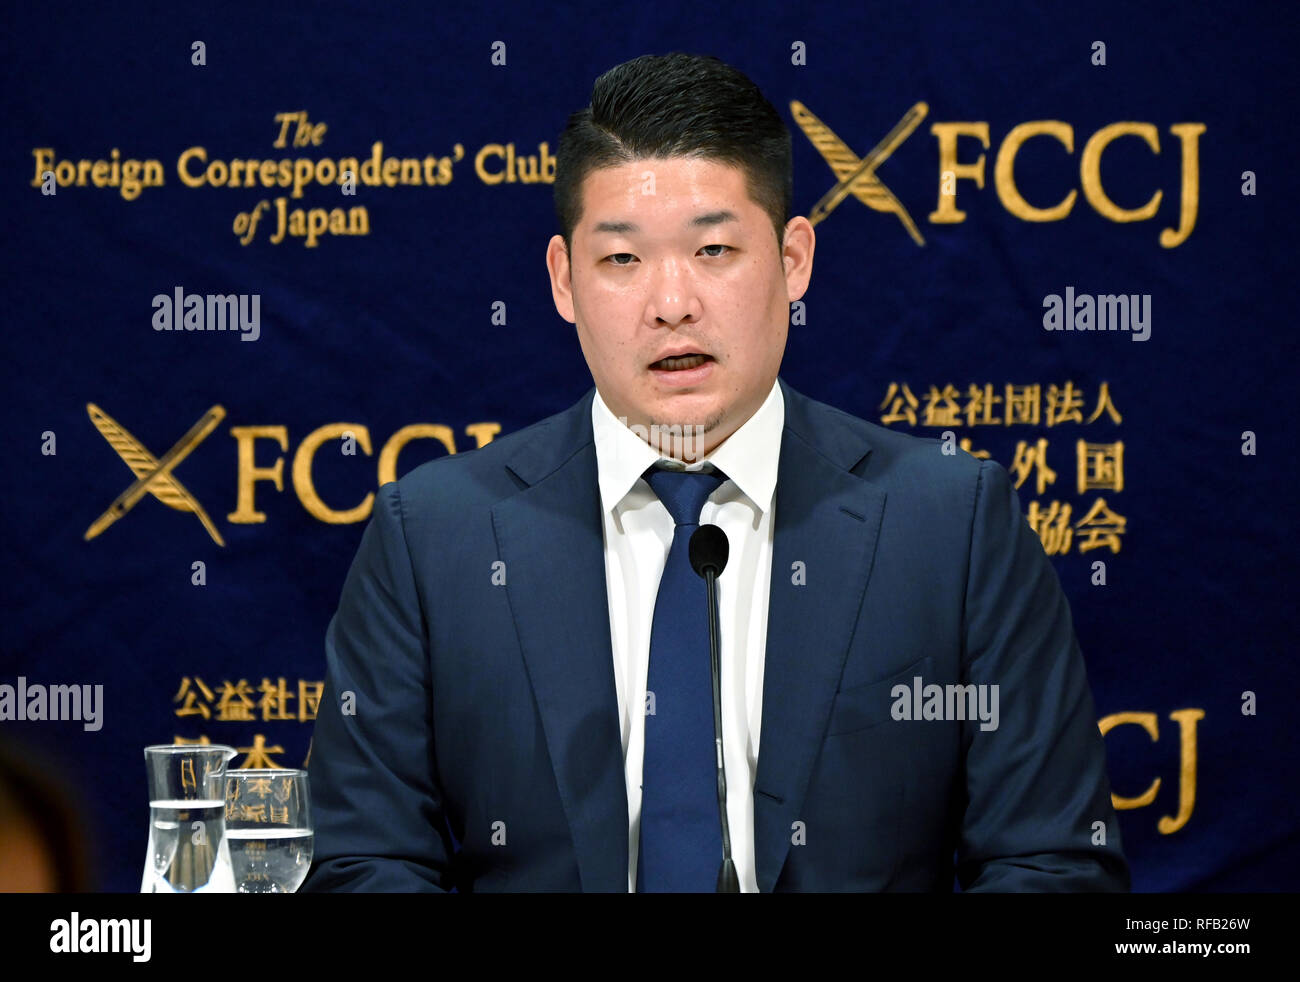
781 217 815 303
546 234 576 324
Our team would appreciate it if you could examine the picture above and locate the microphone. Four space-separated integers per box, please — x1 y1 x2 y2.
688 524 738 893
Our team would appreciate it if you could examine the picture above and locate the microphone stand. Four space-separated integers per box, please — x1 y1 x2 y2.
704 560 739 893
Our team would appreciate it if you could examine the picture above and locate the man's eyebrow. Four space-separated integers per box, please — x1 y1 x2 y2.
591 210 741 235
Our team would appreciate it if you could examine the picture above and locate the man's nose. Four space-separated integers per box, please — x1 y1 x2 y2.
647 259 700 325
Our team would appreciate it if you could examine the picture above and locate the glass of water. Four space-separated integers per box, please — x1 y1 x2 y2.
142 744 238 893
222 769 313 893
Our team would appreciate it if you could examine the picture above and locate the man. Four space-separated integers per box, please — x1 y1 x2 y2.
301 53 1129 892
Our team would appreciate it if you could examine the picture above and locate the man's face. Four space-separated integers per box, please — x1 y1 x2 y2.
547 156 814 458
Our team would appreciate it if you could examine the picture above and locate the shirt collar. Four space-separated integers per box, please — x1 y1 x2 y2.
591 378 784 515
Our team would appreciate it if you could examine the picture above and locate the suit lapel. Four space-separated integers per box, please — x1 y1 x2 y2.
490 389 629 891
753 379 887 891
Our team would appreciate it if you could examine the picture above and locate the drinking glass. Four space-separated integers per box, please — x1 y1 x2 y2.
223 768 313 893
141 743 238 893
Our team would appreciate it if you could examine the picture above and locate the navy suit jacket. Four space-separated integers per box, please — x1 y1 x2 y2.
302 378 1129 892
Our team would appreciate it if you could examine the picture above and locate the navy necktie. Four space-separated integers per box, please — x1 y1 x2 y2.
637 463 728 892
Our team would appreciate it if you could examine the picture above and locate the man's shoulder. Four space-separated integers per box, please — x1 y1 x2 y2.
786 382 1021 559
387 390 592 509
782 381 986 489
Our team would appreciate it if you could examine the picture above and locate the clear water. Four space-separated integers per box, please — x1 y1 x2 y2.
225 828 314 893
143 800 234 893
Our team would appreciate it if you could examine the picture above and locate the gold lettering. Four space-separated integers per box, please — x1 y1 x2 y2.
995 121 1077 222
229 426 288 524
1160 123 1205 248
271 196 287 244
272 112 296 149
1099 709 1203 833
1158 709 1203 834
177 146 208 188
377 425 455 487
475 144 506 185
464 422 502 449
929 123 989 224
1098 711 1160 809
293 424 374 524
1080 123 1161 222
30 148 54 187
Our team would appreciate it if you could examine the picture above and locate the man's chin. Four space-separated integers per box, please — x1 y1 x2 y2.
641 394 721 430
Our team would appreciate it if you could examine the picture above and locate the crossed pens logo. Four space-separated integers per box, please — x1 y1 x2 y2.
84 403 227 546
795 99 930 245
792 100 1203 248
81 404 503 538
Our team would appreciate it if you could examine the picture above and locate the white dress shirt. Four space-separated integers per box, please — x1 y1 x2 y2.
591 379 784 892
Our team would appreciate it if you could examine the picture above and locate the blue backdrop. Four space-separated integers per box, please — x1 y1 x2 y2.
3 0 1297 891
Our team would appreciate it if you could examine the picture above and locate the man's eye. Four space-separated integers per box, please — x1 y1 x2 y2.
604 246 730 265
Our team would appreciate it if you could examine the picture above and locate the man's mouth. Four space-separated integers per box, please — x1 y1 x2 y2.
650 353 712 371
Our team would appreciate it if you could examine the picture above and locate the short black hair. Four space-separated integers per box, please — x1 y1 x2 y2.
554 53 792 256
